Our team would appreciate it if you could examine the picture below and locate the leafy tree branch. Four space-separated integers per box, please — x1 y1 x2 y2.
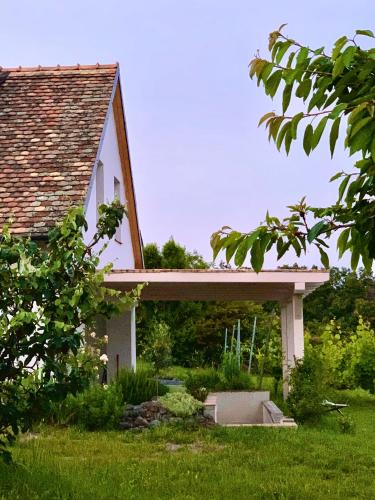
212 25 375 271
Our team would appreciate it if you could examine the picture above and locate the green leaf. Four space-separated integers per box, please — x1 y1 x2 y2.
258 62 274 86
355 29 375 38
349 116 372 138
265 70 283 98
234 231 260 267
318 247 329 268
234 238 250 267
351 247 360 270
312 116 328 149
282 84 293 113
285 128 292 155
258 112 276 127
269 117 285 141
291 238 301 257
307 88 326 112
290 112 304 139
276 122 290 150
329 117 341 158
332 36 348 60
337 228 350 258
211 233 224 260
271 41 283 62
250 239 264 272
275 41 292 64
303 124 313 155
226 240 240 263
329 171 343 182
328 103 348 120
295 79 312 101
332 55 345 78
307 220 328 243
286 51 296 68
338 175 350 202
342 45 356 67
276 240 291 260
349 122 375 155
296 47 309 66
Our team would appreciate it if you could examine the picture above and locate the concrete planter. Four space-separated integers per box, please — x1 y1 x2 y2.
203 391 297 427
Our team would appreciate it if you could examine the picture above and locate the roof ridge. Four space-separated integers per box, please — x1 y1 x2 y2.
0 63 118 73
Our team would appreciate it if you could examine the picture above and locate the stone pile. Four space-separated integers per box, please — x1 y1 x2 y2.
119 399 214 430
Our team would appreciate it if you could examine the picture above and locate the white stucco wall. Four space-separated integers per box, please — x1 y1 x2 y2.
84 105 135 269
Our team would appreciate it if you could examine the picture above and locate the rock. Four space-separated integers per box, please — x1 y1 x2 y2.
149 419 161 428
119 421 133 430
134 416 149 427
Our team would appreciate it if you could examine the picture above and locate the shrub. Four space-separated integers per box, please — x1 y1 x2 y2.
185 364 254 401
159 392 203 417
116 367 168 405
185 368 221 401
141 321 172 372
218 371 253 391
287 346 328 424
350 319 375 393
55 383 124 431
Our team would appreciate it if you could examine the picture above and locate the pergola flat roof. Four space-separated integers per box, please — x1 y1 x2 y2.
105 269 329 302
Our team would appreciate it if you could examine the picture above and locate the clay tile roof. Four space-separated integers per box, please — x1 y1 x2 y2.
0 63 118 236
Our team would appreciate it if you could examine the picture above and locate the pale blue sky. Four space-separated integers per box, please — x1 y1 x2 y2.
2 1 374 267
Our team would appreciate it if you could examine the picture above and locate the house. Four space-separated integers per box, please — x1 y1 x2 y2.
0 63 329 398
0 64 143 269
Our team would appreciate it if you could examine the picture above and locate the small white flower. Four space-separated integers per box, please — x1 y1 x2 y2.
103 335 109 344
99 353 108 364
103 384 108 390
89 331 96 338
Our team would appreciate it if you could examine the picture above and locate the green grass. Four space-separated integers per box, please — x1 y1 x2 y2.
1 390 374 499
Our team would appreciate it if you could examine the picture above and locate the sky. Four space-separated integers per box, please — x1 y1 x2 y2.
2 0 374 268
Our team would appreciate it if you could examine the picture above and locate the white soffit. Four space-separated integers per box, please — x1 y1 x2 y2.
104 269 329 302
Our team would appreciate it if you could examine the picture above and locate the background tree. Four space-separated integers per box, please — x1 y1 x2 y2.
304 267 375 336
137 239 279 367
211 26 375 271
0 201 140 462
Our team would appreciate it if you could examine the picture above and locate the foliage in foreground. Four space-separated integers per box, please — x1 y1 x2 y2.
51 383 124 431
116 367 168 405
0 201 141 461
212 26 375 271
158 391 203 418
287 346 329 423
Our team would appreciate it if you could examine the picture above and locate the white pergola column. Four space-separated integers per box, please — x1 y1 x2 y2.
280 286 305 399
98 307 136 381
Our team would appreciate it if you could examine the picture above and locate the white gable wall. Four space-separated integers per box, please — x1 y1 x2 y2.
84 104 135 269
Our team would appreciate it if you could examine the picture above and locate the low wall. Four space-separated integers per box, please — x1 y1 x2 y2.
209 391 270 425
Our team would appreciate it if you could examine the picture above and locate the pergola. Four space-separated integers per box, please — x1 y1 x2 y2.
103 269 329 398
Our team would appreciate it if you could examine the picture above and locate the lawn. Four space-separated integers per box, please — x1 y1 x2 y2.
0 390 374 500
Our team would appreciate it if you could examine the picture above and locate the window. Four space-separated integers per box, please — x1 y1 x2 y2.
114 177 122 243
96 161 104 222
